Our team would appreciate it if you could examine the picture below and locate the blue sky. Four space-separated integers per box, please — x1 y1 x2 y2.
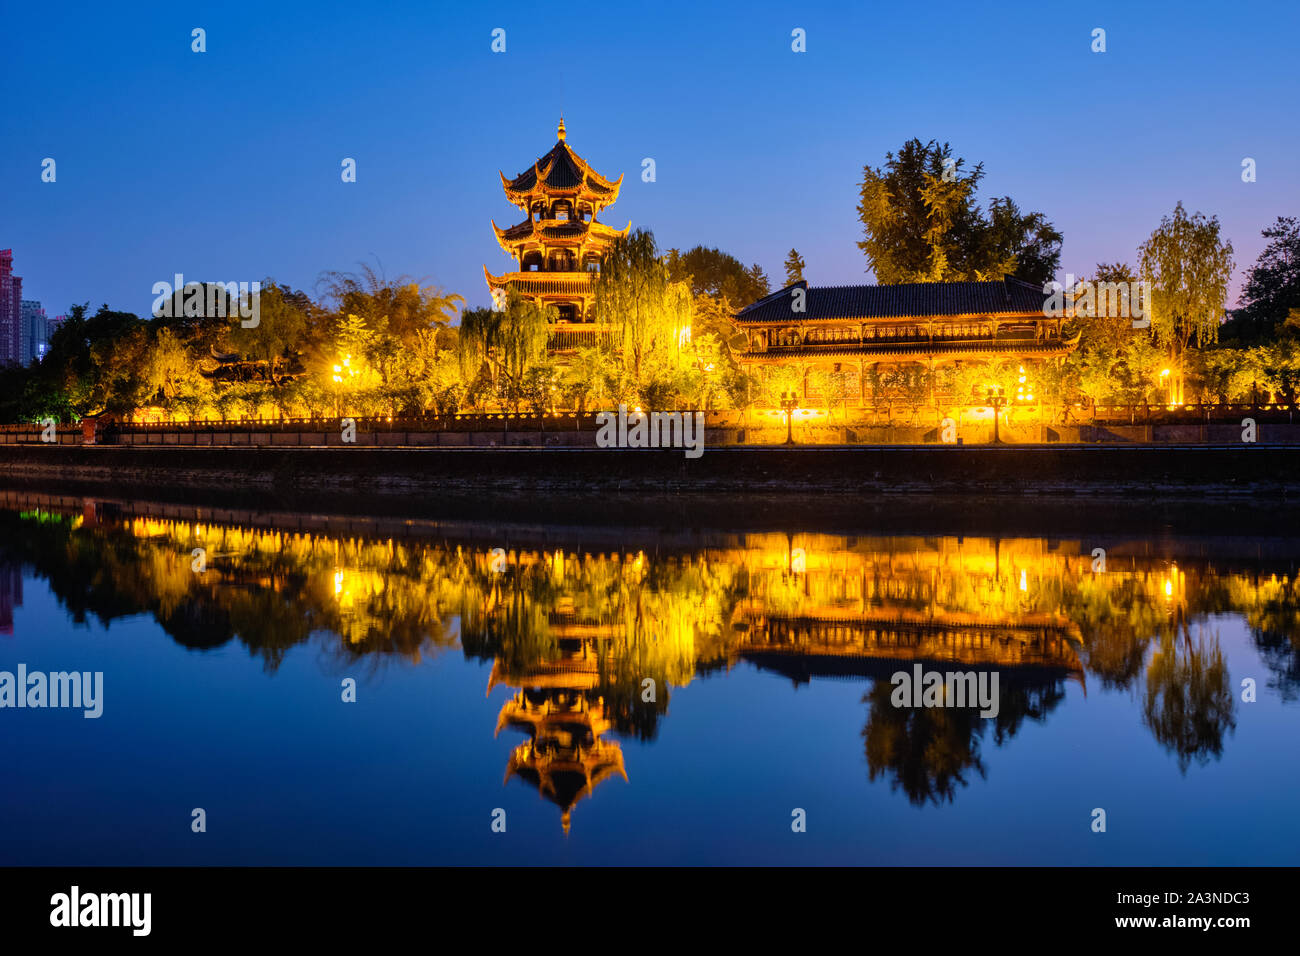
1 0 1296 318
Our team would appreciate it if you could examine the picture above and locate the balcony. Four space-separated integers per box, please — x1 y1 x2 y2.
548 322 622 352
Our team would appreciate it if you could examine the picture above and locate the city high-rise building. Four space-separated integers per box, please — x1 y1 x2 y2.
0 250 18 364
21 299 46 364
45 313 67 359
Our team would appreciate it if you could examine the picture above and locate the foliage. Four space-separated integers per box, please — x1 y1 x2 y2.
1223 216 1300 344
1139 202 1234 360
783 248 806 286
857 138 1061 286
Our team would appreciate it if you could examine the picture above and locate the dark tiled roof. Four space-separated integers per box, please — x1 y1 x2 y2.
735 278 1047 324
499 220 591 241
542 146 583 188
505 142 617 194
497 219 626 243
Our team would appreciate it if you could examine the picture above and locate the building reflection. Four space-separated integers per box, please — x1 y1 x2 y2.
496 683 627 836
0 560 21 635
0 496 1291 822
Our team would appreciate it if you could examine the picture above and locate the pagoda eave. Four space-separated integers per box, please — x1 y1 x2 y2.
484 267 598 298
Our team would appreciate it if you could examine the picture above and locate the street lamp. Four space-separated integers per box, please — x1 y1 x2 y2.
985 385 1007 444
780 391 799 445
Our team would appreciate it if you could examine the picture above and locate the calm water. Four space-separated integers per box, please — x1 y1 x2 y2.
1 495 1297 865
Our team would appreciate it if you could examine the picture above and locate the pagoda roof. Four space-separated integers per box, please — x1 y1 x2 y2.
483 266 597 297
735 277 1051 325
491 217 630 253
505 739 627 835
500 120 623 207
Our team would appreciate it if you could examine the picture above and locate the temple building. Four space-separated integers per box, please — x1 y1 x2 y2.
484 119 629 352
733 277 1080 402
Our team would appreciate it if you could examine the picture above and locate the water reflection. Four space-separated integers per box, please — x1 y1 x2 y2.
2 496 1296 826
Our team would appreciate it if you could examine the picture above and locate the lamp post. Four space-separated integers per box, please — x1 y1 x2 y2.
985 385 1007 444
780 391 798 445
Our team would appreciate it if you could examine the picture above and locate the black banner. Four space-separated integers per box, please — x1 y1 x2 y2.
0 866 1283 942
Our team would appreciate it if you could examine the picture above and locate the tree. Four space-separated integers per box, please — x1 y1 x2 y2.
783 249 806 286
145 327 199 403
1143 629 1236 772
1224 216 1300 343
857 138 984 283
318 263 463 345
224 280 311 385
560 346 610 414
520 363 558 416
1138 202 1234 402
978 197 1063 288
856 138 1061 286
665 246 770 306
458 291 551 411
596 229 669 384
665 245 769 352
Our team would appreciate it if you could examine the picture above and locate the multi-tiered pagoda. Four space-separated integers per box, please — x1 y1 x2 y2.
484 119 629 350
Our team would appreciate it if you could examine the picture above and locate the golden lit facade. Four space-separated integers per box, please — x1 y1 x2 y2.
734 278 1081 402
484 118 630 351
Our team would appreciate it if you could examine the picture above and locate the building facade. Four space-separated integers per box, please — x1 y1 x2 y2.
0 250 20 365
20 299 46 364
484 119 629 352
734 277 1079 403
45 314 67 351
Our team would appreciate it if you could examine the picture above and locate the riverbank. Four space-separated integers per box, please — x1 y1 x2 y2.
1 443 1297 513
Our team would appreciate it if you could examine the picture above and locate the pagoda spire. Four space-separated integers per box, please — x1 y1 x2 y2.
557 115 566 142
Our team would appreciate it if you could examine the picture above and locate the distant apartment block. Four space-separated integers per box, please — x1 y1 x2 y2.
21 299 46 363
45 313 67 357
0 249 19 364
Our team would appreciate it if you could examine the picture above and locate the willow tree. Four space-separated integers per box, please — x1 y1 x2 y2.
225 281 311 385
595 228 668 383
1138 202 1234 402
458 290 551 411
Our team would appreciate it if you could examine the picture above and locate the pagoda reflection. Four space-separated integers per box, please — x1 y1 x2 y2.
494 678 628 836
0 495 1291 821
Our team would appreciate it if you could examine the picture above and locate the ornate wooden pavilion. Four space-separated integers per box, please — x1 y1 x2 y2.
484 119 629 353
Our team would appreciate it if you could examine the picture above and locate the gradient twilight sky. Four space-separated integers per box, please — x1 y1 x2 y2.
2 0 1296 319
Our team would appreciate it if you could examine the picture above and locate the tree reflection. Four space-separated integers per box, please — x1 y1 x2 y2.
861 674 1066 806
1142 626 1236 771
1 503 1293 821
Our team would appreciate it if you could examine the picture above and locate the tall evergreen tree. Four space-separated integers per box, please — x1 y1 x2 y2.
783 248 806 286
1224 216 1300 343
